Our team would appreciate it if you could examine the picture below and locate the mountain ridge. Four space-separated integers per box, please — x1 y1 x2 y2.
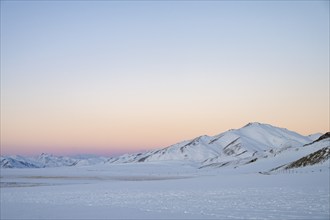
1 122 329 171
106 122 315 164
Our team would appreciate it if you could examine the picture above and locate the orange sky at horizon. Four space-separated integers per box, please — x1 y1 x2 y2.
2 115 329 156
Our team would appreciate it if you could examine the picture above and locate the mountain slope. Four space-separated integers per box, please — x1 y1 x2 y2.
285 147 329 169
262 134 330 173
305 132 330 146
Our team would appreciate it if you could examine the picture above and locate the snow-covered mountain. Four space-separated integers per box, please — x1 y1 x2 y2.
1 122 328 171
107 122 316 164
0 153 107 168
0 155 41 168
105 122 329 173
35 153 78 167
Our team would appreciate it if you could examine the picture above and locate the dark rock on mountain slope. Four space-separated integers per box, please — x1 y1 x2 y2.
285 147 330 169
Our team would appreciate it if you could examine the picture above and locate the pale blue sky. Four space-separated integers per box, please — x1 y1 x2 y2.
1 1 329 155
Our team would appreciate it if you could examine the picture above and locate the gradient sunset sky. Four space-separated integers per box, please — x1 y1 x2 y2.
1 1 329 156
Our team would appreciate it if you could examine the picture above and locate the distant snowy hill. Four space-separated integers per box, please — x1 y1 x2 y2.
0 153 107 169
0 155 41 168
36 153 78 167
1 123 328 172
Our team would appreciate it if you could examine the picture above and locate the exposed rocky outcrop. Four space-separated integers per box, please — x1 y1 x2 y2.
285 147 330 169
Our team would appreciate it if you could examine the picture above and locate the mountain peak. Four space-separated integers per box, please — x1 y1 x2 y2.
243 122 263 128
38 153 54 158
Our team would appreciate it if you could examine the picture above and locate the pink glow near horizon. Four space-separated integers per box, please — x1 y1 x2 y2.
1 120 328 156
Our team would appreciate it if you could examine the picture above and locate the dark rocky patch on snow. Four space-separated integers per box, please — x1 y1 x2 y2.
285 147 330 169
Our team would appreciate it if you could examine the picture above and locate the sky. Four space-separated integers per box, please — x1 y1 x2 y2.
1 1 329 156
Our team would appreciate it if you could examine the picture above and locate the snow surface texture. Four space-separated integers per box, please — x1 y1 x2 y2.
1 163 329 219
1 122 329 219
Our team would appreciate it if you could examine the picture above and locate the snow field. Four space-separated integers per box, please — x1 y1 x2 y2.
1 164 329 219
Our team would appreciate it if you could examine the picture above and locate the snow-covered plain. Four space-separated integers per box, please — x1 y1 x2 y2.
1 161 329 219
